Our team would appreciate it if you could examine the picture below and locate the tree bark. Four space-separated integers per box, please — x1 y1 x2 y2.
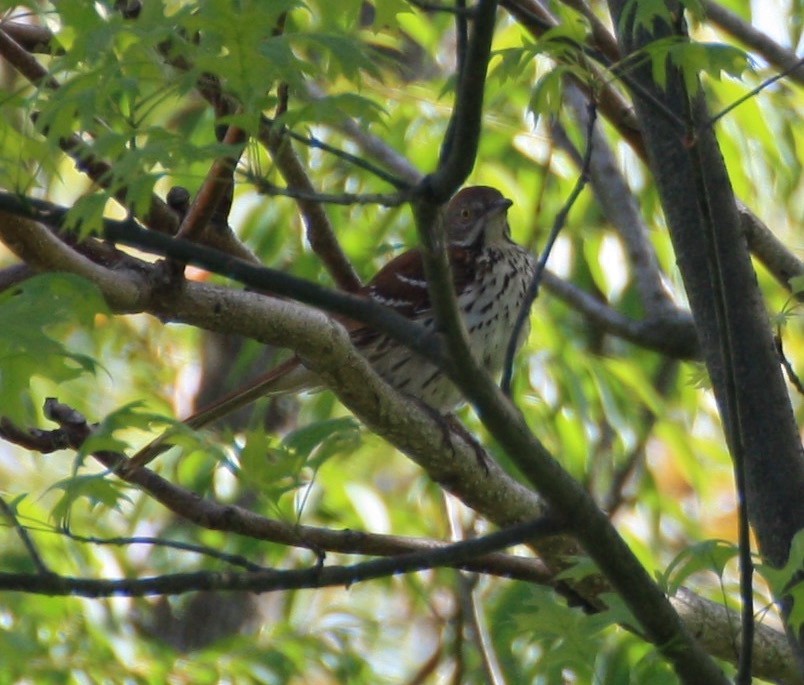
607 0 804 666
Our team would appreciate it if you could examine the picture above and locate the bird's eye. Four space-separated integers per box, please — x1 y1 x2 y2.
460 208 471 219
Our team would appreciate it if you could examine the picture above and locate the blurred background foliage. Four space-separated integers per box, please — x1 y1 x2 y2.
0 0 801 682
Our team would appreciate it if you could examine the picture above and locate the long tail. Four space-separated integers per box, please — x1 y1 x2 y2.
127 357 311 470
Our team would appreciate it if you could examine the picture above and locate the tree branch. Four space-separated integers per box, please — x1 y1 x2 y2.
542 272 699 358
426 0 501 201
701 0 804 85
0 516 560 598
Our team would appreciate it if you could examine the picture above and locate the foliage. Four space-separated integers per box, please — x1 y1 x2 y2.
0 0 801 682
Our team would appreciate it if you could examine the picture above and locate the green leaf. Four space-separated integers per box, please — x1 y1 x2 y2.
529 67 569 118
658 539 739 594
49 474 132 528
618 0 674 36
282 416 360 460
0 274 107 424
788 274 804 295
636 36 750 94
369 0 412 32
758 529 804 633
279 93 386 128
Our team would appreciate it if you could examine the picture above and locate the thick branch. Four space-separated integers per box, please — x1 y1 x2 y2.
427 0 500 200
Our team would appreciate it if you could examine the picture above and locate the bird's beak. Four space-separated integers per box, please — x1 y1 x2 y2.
489 197 513 215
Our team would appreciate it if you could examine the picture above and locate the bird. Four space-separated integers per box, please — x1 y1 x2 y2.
129 186 536 468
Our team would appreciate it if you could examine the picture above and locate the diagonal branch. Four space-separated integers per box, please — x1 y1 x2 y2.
0 495 52 576
175 125 248 241
427 0 501 201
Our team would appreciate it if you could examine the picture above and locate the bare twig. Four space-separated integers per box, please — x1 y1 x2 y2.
0 515 559 597
501 102 597 394
307 84 424 187
60 530 269 571
563 83 675 314
246 173 410 207
603 360 679 514
263 114 412 188
703 57 804 131
0 495 52 575
261 125 363 292
775 331 804 397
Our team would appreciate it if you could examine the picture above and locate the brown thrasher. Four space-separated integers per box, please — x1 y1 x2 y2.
131 186 535 467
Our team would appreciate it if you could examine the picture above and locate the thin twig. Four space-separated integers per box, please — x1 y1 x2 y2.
263 127 363 291
501 102 597 395
0 401 556 587
263 115 412 189
603 360 679 515
246 173 411 206
775 330 804 397
0 495 52 575
0 516 560 597
562 82 675 314
60 530 269 572
409 0 477 15
702 57 804 132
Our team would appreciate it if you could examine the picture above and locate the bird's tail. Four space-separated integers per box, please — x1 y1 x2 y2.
127 357 314 470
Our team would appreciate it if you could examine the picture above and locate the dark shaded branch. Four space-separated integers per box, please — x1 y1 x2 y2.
0 191 444 366
246 174 410 207
426 0 500 201
608 0 804 670
60 531 269 572
0 25 59 88
0 517 560 598
0 20 60 54
542 271 699 358
0 263 35 292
